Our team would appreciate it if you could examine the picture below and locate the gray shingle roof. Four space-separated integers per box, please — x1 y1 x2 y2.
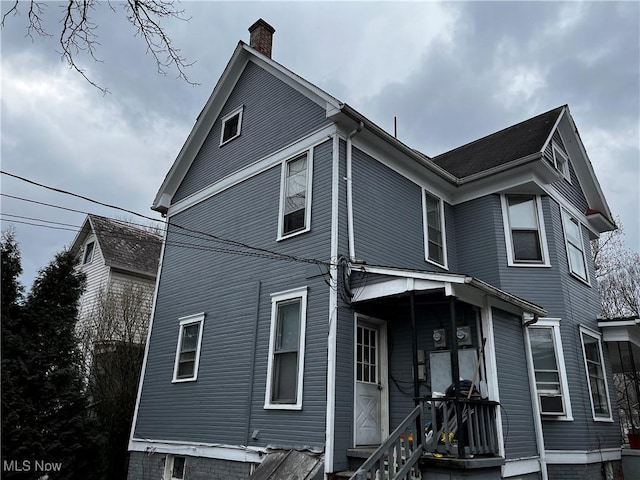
432 106 564 178
89 215 162 277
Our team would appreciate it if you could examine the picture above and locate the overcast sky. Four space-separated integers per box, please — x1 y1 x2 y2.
2 1 639 289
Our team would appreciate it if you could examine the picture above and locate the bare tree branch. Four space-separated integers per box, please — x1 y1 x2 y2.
2 0 196 93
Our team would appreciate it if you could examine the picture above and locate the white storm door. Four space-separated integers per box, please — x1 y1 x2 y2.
355 321 382 445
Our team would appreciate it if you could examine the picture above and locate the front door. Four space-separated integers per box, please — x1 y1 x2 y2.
355 318 387 446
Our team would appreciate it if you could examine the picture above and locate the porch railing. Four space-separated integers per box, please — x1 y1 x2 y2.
423 397 500 457
351 404 424 480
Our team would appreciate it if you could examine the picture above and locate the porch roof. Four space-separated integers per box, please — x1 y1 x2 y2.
598 317 640 373
349 265 547 318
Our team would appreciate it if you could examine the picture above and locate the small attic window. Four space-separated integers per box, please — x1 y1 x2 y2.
552 143 571 182
83 241 95 264
220 106 243 145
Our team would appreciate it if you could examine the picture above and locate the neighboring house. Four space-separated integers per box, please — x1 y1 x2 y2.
71 215 162 350
128 20 629 480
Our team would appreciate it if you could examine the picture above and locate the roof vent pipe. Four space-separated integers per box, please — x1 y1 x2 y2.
248 19 275 58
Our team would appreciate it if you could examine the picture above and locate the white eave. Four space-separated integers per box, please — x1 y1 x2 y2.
152 42 341 214
349 264 547 318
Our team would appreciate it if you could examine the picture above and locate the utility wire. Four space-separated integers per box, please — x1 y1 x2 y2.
1 171 332 267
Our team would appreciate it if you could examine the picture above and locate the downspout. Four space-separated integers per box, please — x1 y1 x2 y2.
346 121 364 260
325 133 340 478
523 324 549 480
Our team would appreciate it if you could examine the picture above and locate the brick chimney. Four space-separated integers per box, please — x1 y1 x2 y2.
248 19 275 58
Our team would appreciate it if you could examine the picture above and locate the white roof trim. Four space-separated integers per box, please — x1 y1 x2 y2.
152 42 341 213
349 264 546 316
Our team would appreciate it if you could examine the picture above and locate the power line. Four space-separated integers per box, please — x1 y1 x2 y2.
1 171 331 267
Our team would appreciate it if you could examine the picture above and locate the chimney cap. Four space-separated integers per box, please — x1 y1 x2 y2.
249 18 275 35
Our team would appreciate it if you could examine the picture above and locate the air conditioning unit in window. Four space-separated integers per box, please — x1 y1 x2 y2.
539 394 565 415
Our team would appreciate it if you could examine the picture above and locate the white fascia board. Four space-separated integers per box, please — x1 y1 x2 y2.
545 448 621 464
153 42 342 213
241 43 341 114
128 439 267 463
540 107 567 155
168 124 336 217
352 277 446 302
599 324 640 347
153 43 248 211
69 216 92 255
350 265 546 316
556 109 615 223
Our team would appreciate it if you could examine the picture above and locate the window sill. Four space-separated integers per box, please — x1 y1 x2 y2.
263 403 302 411
425 258 448 270
541 415 574 422
569 272 591 287
507 262 551 268
277 227 310 242
219 133 241 147
172 377 197 384
593 417 614 423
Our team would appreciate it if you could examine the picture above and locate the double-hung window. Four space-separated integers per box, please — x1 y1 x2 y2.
502 194 549 265
527 319 572 419
265 287 307 409
562 211 589 282
172 313 205 382
580 327 612 421
219 106 243 145
278 152 312 239
422 190 447 268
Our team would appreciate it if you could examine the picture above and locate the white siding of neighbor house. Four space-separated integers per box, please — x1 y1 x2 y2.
77 233 111 330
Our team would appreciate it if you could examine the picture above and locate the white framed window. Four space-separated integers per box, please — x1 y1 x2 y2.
277 151 313 240
83 241 95 264
265 286 308 410
561 210 589 283
163 455 186 480
219 106 243 145
580 327 612 421
552 143 571 182
172 313 205 383
526 319 573 420
502 194 550 266
422 190 447 268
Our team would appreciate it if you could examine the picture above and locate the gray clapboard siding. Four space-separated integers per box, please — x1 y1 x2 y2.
134 140 334 449
351 147 450 272
174 60 330 203
492 308 538 460
453 195 503 286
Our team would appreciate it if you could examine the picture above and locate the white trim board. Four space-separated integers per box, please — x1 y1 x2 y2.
168 124 336 217
545 448 621 464
129 439 266 463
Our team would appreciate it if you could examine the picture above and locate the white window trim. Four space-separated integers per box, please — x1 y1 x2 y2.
264 286 308 410
552 142 571 182
526 318 573 421
561 209 590 285
219 105 244 146
501 194 551 267
579 326 613 422
172 313 205 383
163 454 186 480
422 189 448 269
276 149 313 241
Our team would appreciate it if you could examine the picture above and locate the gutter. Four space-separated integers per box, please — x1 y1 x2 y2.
339 104 459 185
